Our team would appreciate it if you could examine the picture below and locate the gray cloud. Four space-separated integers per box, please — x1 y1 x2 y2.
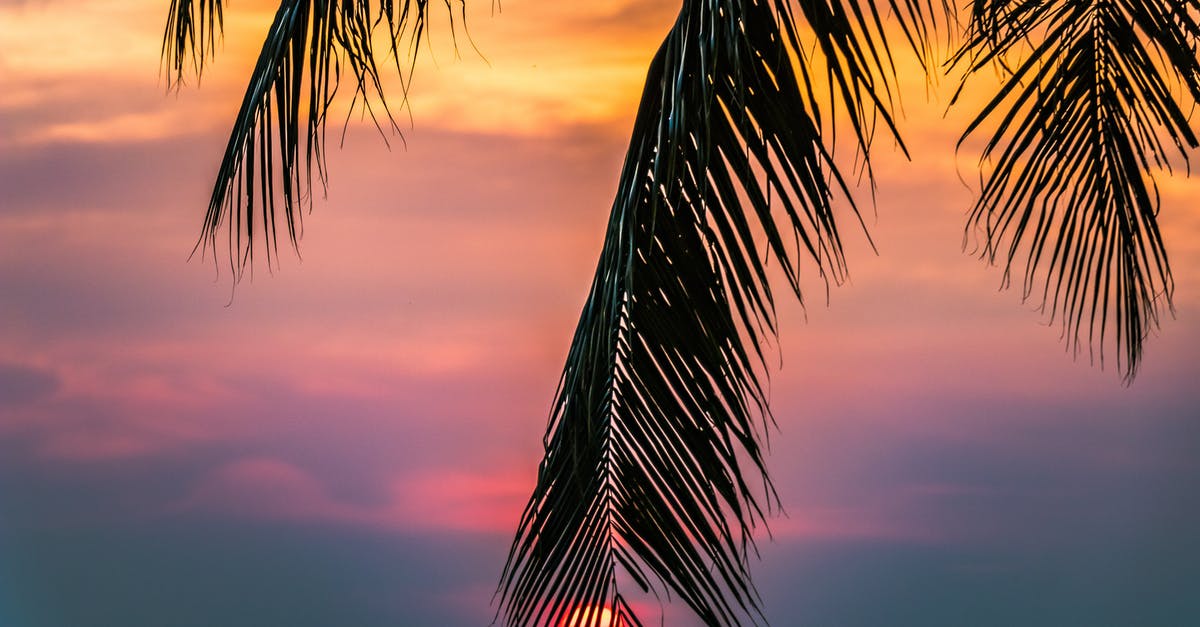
0 134 218 216
0 362 58 406
757 538 1200 627
0 516 508 627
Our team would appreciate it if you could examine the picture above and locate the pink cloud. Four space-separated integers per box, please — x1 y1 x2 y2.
175 458 356 521
4 377 243 462
174 457 529 534
21 382 249 462
384 470 529 533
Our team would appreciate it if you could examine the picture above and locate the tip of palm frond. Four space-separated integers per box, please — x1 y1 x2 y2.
161 0 226 90
950 0 1195 384
181 0 472 281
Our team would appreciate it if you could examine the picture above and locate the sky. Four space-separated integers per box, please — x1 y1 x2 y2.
1 1 1199 626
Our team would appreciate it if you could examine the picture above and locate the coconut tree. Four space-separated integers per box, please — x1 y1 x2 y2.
162 1 1198 625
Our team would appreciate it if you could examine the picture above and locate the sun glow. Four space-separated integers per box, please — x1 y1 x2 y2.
560 604 622 627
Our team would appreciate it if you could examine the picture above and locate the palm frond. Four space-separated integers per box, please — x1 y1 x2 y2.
951 0 1200 379
496 1 934 625
163 0 225 86
163 0 462 279
884 0 959 71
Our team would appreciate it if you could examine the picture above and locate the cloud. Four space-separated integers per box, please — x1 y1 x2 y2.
0 362 58 406
176 458 348 520
21 397 232 462
1 3 1197 625
384 470 528 533
175 457 529 533
0 77 222 146
0 505 512 627
0 361 253 462
175 455 987 543
766 506 936 544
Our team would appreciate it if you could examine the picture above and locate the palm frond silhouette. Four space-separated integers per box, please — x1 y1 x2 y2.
951 0 1198 380
495 0 938 623
164 0 442 275
163 1 1196 625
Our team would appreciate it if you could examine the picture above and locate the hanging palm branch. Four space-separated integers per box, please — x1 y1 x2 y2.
496 1 937 625
950 0 1200 379
163 0 462 278
163 0 225 82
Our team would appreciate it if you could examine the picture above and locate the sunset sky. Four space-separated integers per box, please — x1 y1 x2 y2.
2 1 1199 626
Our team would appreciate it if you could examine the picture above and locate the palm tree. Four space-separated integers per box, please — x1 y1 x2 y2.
162 1 1198 625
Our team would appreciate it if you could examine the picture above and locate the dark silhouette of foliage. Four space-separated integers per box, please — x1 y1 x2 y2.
951 0 1199 379
163 1 1197 624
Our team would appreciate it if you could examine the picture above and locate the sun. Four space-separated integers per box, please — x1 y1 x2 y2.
560 604 621 627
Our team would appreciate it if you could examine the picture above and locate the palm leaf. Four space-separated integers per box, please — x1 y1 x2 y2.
496 1 937 625
164 0 463 278
163 0 225 85
950 0 1200 379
